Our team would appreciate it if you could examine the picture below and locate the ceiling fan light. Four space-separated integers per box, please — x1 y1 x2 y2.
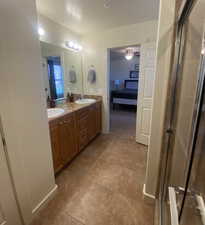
125 49 134 60
125 55 133 60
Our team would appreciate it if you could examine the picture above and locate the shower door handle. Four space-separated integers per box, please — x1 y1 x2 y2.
169 187 179 225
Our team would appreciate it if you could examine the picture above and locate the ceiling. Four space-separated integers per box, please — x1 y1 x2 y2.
36 0 159 35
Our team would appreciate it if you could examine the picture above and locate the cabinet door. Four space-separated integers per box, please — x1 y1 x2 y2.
96 102 102 134
49 121 63 174
88 104 97 141
59 114 77 165
76 108 89 151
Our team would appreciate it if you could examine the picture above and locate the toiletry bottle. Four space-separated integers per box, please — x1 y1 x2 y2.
47 96 50 108
69 93 74 103
66 92 70 103
50 99 56 108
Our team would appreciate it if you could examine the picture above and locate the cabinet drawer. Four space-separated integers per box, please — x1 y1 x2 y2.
78 117 88 130
76 107 89 119
79 132 88 150
61 114 74 124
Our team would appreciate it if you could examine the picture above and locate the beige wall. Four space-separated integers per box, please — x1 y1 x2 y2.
110 56 140 88
144 0 177 196
82 20 158 132
0 0 56 224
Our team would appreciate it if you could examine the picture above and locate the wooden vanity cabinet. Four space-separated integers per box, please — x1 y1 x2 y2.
59 114 78 165
49 120 63 173
76 107 89 151
88 104 97 141
49 101 102 174
49 114 77 173
96 102 102 135
76 103 101 151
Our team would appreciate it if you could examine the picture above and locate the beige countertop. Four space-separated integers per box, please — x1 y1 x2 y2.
48 99 102 122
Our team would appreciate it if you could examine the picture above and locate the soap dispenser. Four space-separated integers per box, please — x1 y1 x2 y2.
47 96 56 108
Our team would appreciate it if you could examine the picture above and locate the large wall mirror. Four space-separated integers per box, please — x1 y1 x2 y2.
40 41 83 100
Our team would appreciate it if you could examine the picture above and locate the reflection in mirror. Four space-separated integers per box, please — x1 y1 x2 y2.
47 56 64 99
40 41 83 101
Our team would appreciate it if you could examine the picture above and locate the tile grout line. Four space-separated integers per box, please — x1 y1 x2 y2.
67 213 86 225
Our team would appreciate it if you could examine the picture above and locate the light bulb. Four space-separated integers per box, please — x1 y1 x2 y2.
38 27 45 36
125 49 134 60
73 43 79 50
69 41 74 48
76 45 82 51
78 45 83 51
125 55 133 60
65 41 82 51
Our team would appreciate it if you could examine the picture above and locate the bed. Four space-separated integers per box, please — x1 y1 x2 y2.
111 80 138 109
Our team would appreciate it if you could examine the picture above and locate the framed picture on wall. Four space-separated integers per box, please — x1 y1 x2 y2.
129 70 138 79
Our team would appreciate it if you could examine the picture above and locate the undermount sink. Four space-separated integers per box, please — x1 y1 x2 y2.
47 108 65 119
75 98 96 104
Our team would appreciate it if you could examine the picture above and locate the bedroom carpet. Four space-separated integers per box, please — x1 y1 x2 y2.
31 110 154 225
110 108 137 140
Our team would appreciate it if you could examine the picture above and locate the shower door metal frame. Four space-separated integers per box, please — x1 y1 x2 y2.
158 0 205 224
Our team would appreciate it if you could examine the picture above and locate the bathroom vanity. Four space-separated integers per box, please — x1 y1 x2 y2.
40 41 102 174
49 99 102 174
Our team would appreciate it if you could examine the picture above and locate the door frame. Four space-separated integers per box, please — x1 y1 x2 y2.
106 44 141 134
106 43 156 146
0 117 22 225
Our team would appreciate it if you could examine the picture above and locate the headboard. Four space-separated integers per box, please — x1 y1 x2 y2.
124 80 138 89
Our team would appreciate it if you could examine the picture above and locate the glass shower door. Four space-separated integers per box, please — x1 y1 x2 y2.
160 0 205 225
180 72 205 225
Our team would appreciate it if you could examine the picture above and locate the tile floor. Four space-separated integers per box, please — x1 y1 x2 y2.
32 109 154 225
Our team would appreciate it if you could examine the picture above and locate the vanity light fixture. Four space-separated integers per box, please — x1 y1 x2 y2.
65 41 83 51
68 41 74 48
78 45 83 51
73 43 79 50
38 27 45 36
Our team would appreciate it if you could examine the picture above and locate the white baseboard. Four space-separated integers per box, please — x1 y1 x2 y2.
143 184 155 203
32 184 58 215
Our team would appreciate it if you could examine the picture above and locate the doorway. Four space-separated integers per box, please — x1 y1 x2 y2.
109 46 140 139
107 43 156 145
